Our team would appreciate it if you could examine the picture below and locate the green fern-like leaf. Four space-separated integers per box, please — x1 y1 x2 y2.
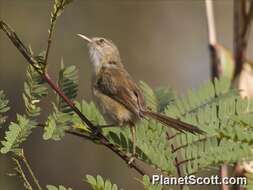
103 78 253 175
139 175 162 190
0 115 37 155
85 175 122 190
0 90 10 125
164 78 253 175
52 0 73 20
43 105 72 141
43 100 103 141
73 100 105 131
139 81 158 111
155 87 176 113
46 185 72 190
57 61 78 114
23 64 47 117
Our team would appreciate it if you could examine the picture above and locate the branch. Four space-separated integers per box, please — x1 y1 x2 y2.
205 2 230 190
44 0 64 69
205 0 219 79
65 129 149 177
220 164 229 190
0 20 148 177
20 150 42 190
205 0 217 45
12 157 33 190
233 0 253 80
167 132 183 190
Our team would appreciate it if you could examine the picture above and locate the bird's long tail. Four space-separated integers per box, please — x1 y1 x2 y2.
143 110 204 134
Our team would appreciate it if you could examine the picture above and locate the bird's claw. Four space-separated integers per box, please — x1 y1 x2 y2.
91 127 102 137
91 124 115 136
127 154 137 166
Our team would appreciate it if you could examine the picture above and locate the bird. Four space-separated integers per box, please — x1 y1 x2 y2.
78 34 204 164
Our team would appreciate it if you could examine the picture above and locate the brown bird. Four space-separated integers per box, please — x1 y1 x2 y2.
78 34 204 164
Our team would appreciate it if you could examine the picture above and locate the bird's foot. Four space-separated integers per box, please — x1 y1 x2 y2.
91 127 102 137
127 154 137 166
92 124 115 136
91 124 115 137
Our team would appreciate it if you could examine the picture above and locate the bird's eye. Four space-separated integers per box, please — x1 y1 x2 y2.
99 39 105 43
96 39 105 45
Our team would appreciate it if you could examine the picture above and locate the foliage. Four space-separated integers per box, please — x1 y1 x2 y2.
155 87 176 112
165 78 253 175
72 100 106 132
139 81 158 111
23 64 47 117
46 185 73 190
57 61 78 114
139 175 162 190
100 78 253 176
43 106 71 141
43 61 78 141
52 0 73 20
0 90 10 125
0 115 37 155
85 175 122 190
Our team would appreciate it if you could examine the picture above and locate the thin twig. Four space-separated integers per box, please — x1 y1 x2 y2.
67 130 149 176
12 157 33 190
44 1 62 69
233 0 253 80
220 164 229 190
233 2 253 190
20 150 42 190
205 0 217 45
166 133 184 190
205 0 219 79
205 2 230 190
0 20 148 177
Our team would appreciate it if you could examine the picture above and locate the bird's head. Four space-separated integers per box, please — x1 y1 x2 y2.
78 34 123 73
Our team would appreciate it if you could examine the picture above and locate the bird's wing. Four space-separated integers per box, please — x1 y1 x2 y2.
95 67 146 117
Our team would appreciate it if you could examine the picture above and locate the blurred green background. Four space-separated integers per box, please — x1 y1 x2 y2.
0 0 236 189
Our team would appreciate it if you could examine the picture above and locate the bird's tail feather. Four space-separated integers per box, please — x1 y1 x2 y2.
143 110 204 134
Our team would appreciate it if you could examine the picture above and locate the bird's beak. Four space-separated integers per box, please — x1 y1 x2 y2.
77 34 92 43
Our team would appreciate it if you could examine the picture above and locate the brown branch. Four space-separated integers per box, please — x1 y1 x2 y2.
220 164 229 190
44 1 63 69
233 0 253 80
65 129 149 177
171 136 209 153
205 0 217 45
205 0 220 79
205 2 231 190
20 150 42 190
0 20 148 177
166 132 184 190
12 157 33 190
233 2 253 189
